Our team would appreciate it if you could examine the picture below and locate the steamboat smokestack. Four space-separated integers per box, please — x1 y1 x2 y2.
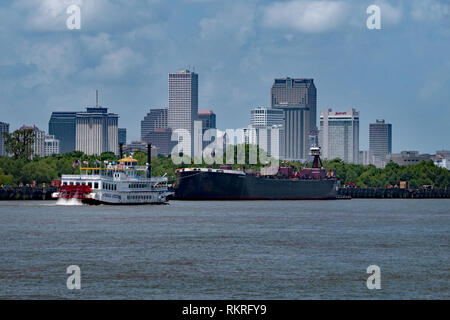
147 144 152 178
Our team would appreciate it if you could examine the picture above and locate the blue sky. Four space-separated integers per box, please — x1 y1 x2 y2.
0 0 449 153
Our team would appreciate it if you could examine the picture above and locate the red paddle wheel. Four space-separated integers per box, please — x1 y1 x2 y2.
58 185 92 200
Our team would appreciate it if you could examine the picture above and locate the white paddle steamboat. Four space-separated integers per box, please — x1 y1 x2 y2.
52 146 171 205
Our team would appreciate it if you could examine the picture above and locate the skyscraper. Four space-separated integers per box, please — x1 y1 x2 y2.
369 119 392 160
0 122 9 156
197 110 217 151
168 69 198 157
271 78 317 160
75 107 119 155
140 108 173 156
141 108 168 141
198 110 216 131
118 128 127 146
142 129 175 156
48 112 77 154
319 108 360 164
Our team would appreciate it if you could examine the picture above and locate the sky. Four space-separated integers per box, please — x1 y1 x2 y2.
0 0 449 153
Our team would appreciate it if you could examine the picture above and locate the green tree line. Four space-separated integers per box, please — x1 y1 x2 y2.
321 158 450 189
1 152 449 188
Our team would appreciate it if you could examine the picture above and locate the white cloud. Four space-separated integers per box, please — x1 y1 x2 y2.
411 0 450 21
261 0 349 33
125 24 168 41
199 3 255 46
82 47 145 81
11 0 162 33
23 41 80 86
13 0 83 31
373 0 403 26
80 33 115 55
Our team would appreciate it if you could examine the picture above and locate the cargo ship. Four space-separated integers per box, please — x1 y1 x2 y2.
174 147 338 200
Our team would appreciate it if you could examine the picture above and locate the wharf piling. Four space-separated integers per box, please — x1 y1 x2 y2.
0 187 58 201
338 187 450 199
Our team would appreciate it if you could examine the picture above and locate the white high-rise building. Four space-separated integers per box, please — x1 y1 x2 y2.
44 135 60 156
250 107 284 127
319 108 359 164
168 69 198 157
75 107 119 155
248 107 285 158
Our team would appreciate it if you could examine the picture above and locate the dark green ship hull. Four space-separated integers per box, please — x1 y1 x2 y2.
174 170 338 200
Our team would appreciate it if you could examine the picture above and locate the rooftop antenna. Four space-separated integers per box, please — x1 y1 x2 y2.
96 89 98 107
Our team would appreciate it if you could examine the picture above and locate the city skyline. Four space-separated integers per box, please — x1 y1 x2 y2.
1 66 447 155
0 1 449 154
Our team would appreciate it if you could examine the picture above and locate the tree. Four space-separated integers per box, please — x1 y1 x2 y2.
0 168 14 186
2 129 35 159
20 161 57 184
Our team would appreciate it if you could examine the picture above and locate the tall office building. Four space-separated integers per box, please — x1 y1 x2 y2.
44 135 60 156
197 110 217 152
141 108 168 141
75 107 119 155
168 69 198 157
319 109 360 164
0 122 9 156
141 108 173 156
271 78 317 161
48 112 77 154
19 125 45 158
369 120 392 159
142 129 175 156
118 128 127 146
198 110 216 131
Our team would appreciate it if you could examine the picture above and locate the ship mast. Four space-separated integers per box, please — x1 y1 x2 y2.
310 146 323 169
147 144 152 179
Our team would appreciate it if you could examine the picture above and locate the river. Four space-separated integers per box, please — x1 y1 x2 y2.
0 199 448 299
